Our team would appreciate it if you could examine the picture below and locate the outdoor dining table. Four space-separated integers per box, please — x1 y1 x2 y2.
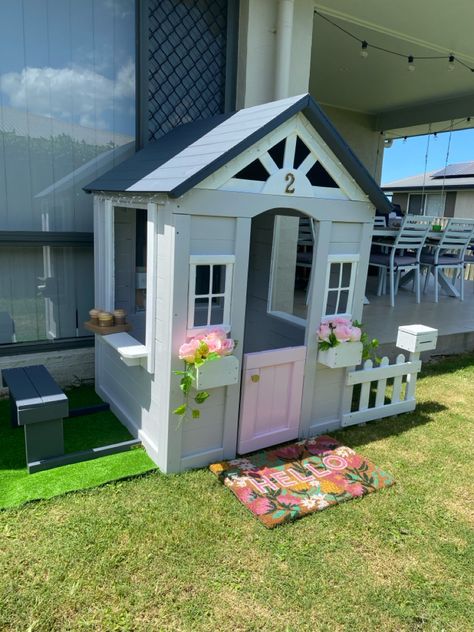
371 227 466 299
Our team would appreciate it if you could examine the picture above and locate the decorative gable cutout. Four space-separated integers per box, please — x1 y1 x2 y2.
196 114 363 201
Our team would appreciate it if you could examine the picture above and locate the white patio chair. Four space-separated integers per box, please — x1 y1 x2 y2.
369 215 432 307
421 218 474 302
373 216 386 228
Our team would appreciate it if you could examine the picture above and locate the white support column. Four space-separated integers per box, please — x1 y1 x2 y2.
274 0 294 100
237 0 314 107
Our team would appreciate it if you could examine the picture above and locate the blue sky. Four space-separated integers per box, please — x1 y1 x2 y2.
382 127 474 185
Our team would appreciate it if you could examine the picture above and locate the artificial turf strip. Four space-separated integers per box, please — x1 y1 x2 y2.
0 386 156 509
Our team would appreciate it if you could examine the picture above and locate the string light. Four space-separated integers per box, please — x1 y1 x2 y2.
314 10 474 74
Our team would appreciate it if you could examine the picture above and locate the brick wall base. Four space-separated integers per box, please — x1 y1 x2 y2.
0 347 95 397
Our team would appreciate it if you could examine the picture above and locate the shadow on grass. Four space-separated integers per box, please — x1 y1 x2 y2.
333 400 447 448
419 352 474 379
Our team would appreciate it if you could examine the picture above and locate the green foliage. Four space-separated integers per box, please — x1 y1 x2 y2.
172 362 215 422
353 320 380 363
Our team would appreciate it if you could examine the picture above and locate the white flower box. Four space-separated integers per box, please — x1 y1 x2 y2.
318 342 363 369
195 355 240 390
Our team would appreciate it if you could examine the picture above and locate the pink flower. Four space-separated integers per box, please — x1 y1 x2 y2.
349 326 361 342
206 327 228 341
317 323 331 342
333 324 352 343
331 316 352 326
218 338 235 356
202 332 223 354
178 338 201 363
247 497 273 515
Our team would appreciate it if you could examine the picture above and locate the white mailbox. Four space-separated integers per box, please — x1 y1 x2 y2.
396 324 438 354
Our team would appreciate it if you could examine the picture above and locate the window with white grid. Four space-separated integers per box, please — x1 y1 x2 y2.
323 255 359 317
188 255 235 331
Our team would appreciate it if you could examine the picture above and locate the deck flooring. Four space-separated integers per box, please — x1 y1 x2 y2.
363 274 474 351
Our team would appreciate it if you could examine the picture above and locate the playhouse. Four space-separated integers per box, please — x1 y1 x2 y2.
85 93 393 473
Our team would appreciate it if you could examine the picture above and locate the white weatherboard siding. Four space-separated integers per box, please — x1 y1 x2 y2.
126 95 306 192
177 213 247 469
454 191 474 219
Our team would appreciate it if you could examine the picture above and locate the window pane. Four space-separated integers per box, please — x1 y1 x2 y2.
195 266 210 295
338 290 349 314
194 298 209 327
210 296 225 325
0 245 93 343
212 265 226 294
341 263 352 287
0 0 136 345
329 263 340 288
325 291 338 315
408 194 424 215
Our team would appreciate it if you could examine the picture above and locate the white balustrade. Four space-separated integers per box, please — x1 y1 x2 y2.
342 325 438 427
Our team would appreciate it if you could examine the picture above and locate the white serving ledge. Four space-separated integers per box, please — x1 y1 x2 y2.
102 332 148 367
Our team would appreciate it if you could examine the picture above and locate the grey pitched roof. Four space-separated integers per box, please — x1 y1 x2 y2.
85 93 391 213
383 162 474 191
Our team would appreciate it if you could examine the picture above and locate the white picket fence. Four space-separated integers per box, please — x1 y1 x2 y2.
342 352 422 427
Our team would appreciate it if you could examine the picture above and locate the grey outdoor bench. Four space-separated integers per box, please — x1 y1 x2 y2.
2 364 141 474
2 365 68 473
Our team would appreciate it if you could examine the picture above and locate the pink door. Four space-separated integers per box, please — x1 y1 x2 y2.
237 346 306 454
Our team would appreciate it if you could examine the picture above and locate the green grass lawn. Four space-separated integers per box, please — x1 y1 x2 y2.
0 386 155 509
0 355 473 631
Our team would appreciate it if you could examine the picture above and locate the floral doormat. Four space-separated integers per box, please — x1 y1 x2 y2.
210 436 395 528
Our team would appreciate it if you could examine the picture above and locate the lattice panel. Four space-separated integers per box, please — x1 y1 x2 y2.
148 0 228 141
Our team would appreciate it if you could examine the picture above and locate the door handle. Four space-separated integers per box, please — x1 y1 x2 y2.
250 374 260 383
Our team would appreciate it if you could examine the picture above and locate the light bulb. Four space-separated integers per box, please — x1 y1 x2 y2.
408 55 415 71
360 41 368 58
448 55 455 71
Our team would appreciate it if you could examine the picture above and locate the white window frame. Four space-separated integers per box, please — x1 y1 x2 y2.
100 200 156 373
187 254 235 334
323 254 359 318
408 192 446 216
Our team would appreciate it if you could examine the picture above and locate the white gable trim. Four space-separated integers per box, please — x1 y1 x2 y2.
195 113 367 202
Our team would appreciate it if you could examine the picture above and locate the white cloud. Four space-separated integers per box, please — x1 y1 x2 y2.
0 61 134 129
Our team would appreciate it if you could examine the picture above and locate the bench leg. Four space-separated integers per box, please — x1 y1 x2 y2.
10 398 19 428
24 419 64 471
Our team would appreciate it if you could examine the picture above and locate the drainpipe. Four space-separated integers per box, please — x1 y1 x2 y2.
274 0 294 100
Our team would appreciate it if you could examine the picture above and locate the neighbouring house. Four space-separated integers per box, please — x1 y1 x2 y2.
383 162 474 218
85 93 392 472
0 1 472 389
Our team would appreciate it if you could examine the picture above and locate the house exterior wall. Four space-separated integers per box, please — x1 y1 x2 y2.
392 192 409 212
454 191 474 219
321 106 384 184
